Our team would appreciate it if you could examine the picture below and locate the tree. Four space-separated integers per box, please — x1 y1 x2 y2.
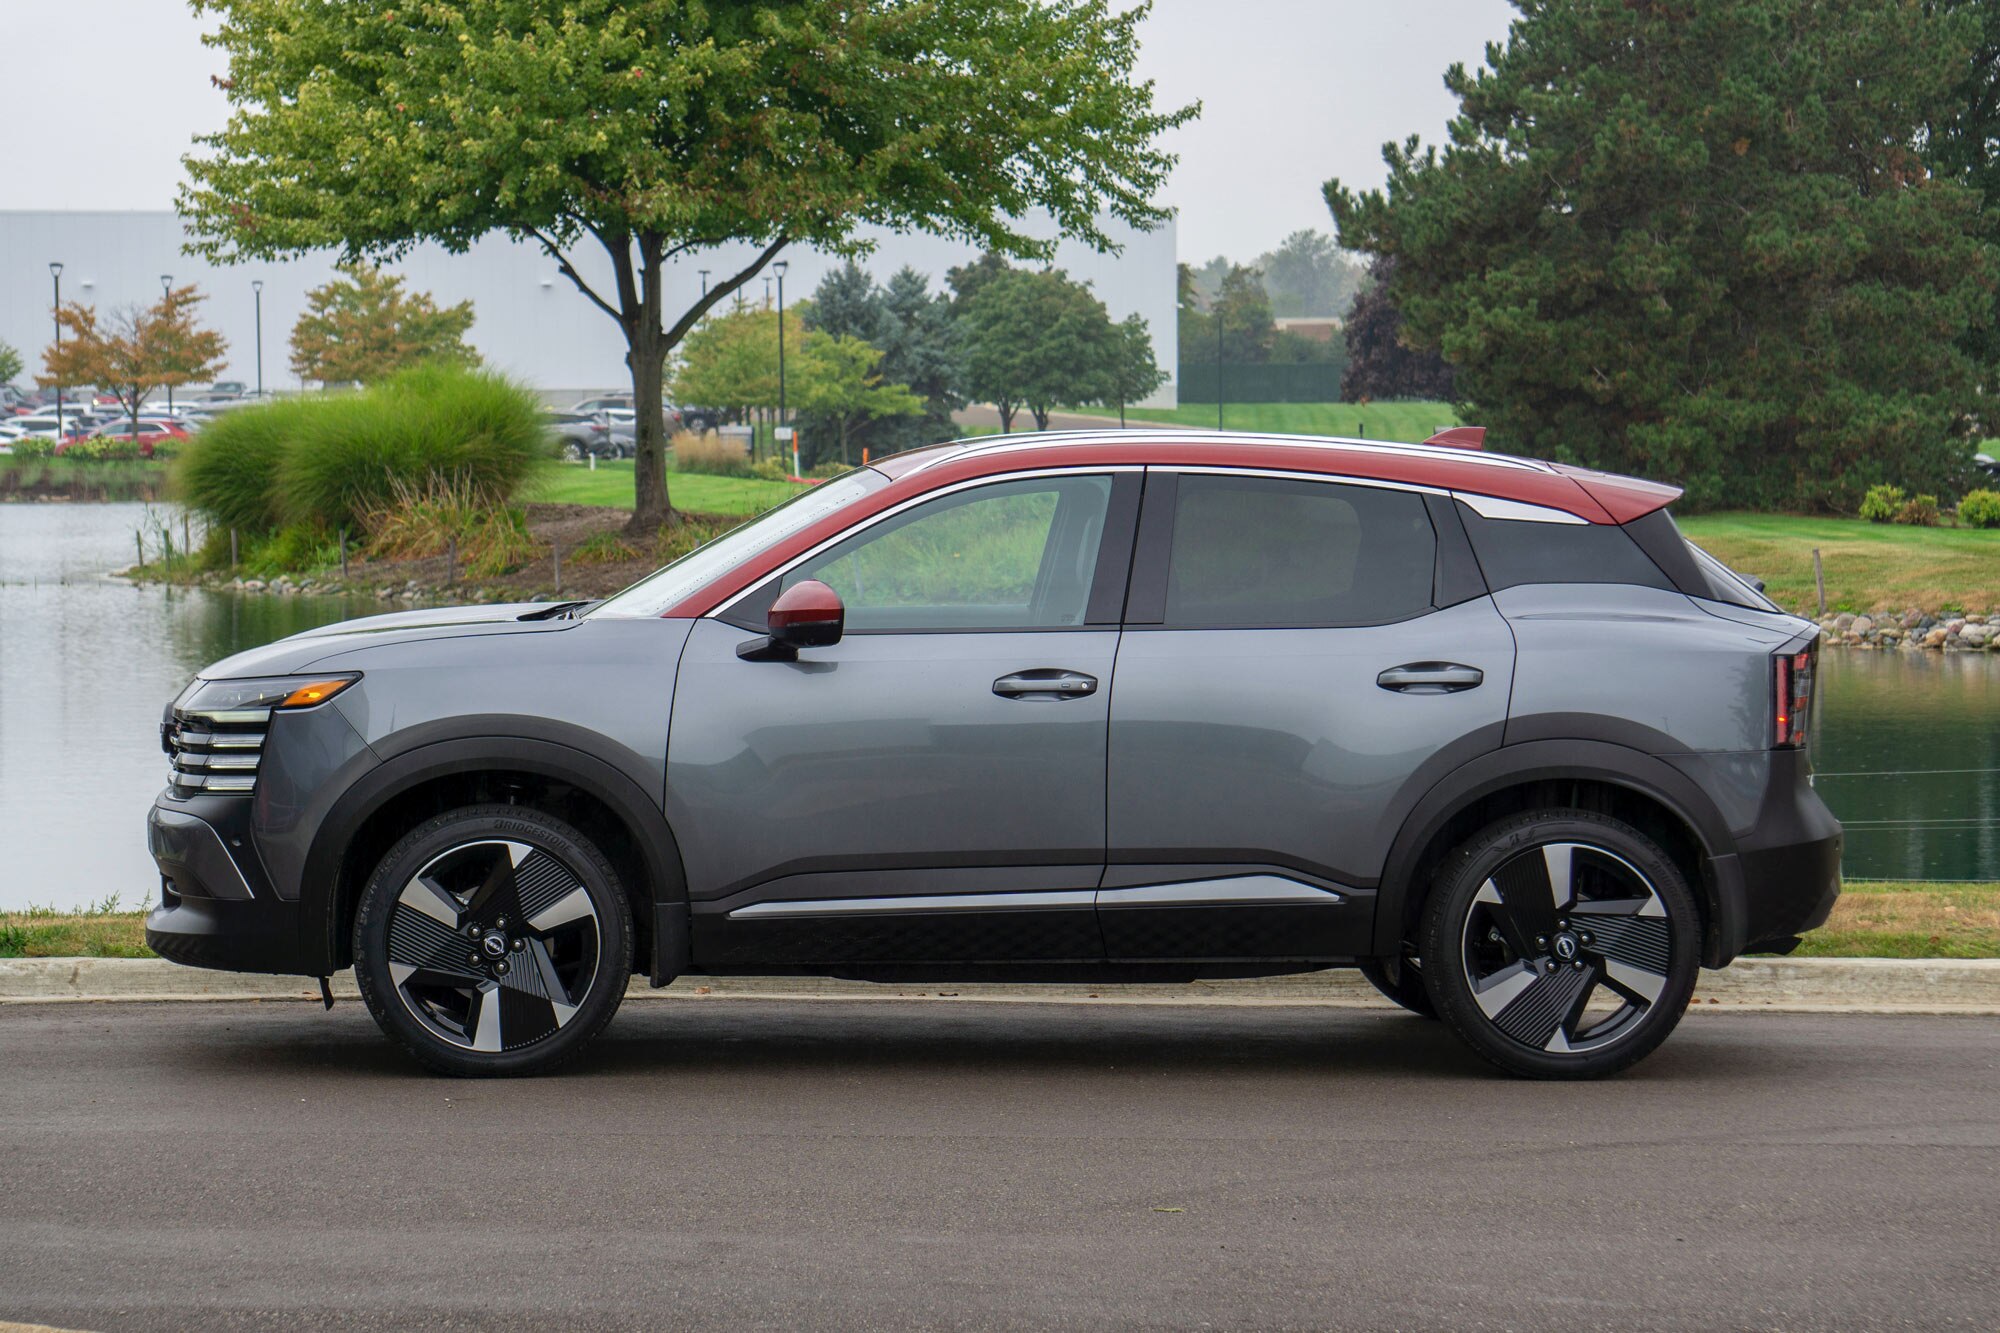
791 334 924 466
1923 0 2000 380
39 287 227 436
1327 0 1991 510
962 267 1120 432
1103 314 1167 427
946 251 1015 316
806 262 893 348
670 304 800 418
1340 257 1454 402
1254 230 1367 317
290 265 477 386
0 339 22 387
1178 263 1275 369
810 263 965 454
185 1 1195 533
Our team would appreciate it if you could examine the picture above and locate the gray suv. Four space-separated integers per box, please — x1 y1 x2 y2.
147 430 1841 1078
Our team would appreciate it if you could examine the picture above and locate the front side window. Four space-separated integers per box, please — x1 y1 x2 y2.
783 474 1115 631
1163 475 1437 627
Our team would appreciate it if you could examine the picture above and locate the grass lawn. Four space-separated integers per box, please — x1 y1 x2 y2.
530 460 807 515
1675 512 2000 615
5 881 1992 960
1062 400 1461 441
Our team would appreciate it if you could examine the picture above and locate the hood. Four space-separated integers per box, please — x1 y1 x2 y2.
197 602 583 679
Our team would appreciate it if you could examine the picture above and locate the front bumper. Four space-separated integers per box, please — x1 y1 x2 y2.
145 798 306 975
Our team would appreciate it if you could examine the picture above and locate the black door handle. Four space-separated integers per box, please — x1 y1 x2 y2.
1376 662 1484 694
994 669 1098 700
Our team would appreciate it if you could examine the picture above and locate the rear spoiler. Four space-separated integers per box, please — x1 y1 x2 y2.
1423 426 1485 450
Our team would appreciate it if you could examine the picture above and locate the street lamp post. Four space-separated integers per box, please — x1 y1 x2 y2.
48 262 63 433
698 269 710 299
252 280 264 397
774 260 789 469
160 274 175 416
1215 300 1224 431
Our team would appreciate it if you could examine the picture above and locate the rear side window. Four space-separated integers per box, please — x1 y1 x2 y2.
1163 475 1436 627
1456 502 1673 593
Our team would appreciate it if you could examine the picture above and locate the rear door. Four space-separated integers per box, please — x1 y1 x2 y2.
1101 469 1514 962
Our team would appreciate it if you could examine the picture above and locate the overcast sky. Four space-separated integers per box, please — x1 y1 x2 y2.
0 0 1517 263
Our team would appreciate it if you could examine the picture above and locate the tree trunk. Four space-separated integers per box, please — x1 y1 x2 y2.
997 401 1016 433
1031 403 1051 431
627 325 674 533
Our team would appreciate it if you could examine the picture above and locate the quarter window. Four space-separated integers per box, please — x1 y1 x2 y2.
783 474 1115 631
1162 475 1437 627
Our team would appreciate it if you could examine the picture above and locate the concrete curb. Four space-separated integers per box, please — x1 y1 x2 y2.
3 956 1998 1014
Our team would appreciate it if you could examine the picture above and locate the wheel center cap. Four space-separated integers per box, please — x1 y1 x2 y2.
480 930 509 959
1553 931 1580 962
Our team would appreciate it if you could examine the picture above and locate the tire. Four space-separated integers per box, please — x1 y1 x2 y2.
1419 809 1699 1079
352 804 633 1077
560 439 585 462
1358 956 1437 1019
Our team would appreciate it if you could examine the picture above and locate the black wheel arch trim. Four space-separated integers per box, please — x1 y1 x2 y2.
296 727 689 982
1373 739 1743 967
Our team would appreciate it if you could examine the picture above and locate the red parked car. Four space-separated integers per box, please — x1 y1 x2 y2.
57 420 189 458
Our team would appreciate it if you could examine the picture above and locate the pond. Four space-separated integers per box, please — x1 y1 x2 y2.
0 503 1993 912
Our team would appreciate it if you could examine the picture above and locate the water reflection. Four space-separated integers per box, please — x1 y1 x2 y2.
0 503 1992 911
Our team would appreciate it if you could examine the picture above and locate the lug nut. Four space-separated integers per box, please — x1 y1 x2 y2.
1535 935 1548 949
495 960 509 976
465 924 481 939
1573 960 1586 971
495 916 508 928
511 939 524 952
466 953 481 967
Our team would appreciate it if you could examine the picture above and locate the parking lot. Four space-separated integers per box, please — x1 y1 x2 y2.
2 998 1996 1330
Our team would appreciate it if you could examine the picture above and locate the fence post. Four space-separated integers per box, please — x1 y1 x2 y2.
135 531 144 571
339 528 349 580
230 528 238 571
447 536 457 586
1813 548 1826 617
181 513 190 560
553 535 562 597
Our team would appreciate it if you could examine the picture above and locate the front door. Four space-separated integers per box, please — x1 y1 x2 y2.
1102 470 1515 961
669 470 1140 966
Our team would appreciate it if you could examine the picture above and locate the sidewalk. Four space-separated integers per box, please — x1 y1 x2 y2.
4 956 1997 1013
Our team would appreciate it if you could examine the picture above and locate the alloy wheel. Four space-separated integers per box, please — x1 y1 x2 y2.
385 839 603 1054
1457 841 1673 1055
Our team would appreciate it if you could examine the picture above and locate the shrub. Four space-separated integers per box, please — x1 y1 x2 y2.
671 429 753 477
567 531 642 566
278 363 551 533
174 396 314 533
1897 493 1940 527
806 460 850 480
1958 488 2000 529
62 436 146 461
750 456 792 483
1859 484 1904 523
652 514 740 564
6 437 57 459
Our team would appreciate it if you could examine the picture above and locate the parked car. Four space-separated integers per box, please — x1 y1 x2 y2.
59 420 188 456
567 394 633 415
146 428 1841 1079
1 411 97 440
1975 452 2000 482
546 410 633 460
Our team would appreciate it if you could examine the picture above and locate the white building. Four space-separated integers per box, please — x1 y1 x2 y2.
0 210 1177 407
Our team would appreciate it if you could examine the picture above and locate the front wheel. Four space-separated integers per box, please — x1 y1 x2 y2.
353 805 632 1077
1419 810 1699 1079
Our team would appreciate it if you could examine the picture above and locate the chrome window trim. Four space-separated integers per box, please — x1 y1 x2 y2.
1451 493 1590 525
708 465 1141 620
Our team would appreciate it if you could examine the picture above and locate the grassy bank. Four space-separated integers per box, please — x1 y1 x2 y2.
6 881 1992 960
0 456 169 502
1676 513 2000 615
531 460 807 513
1063 400 1460 440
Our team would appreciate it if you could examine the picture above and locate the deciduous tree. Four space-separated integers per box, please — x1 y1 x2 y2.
290 265 477 387
962 268 1120 432
38 287 227 437
1104 314 1166 427
1327 0 1992 510
1339 257 1454 402
791 334 923 466
0 339 22 387
185 0 1194 532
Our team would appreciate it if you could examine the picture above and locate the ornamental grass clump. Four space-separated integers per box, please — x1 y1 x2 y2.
277 363 550 533
172 395 309 532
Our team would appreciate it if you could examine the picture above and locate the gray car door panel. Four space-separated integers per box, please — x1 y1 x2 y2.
1102 469 1516 960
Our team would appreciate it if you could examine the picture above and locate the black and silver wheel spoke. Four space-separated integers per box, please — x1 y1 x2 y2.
1462 841 1674 1056
383 839 599 1055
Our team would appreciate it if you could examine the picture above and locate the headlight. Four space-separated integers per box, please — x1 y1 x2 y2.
164 675 358 794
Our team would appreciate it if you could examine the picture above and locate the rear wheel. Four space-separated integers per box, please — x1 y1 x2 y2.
1419 809 1699 1079
353 805 632 1077
1357 956 1436 1018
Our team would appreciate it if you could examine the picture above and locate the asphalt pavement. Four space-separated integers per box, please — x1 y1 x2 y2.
2 998 1996 1331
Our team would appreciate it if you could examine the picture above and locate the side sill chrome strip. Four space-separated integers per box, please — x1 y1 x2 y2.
726 875 1347 921
1096 875 1346 908
729 890 1098 920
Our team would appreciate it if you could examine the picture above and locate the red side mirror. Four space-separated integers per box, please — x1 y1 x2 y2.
767 579 845 649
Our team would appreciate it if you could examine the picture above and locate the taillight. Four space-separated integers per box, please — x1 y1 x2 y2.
1772 642 1816 748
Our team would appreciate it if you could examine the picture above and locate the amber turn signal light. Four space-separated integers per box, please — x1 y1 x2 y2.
279 677 358 709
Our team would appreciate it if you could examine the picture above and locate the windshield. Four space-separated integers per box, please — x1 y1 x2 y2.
588 470 890 618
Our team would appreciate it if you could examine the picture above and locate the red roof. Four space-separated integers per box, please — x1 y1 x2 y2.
671 431 1683 617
